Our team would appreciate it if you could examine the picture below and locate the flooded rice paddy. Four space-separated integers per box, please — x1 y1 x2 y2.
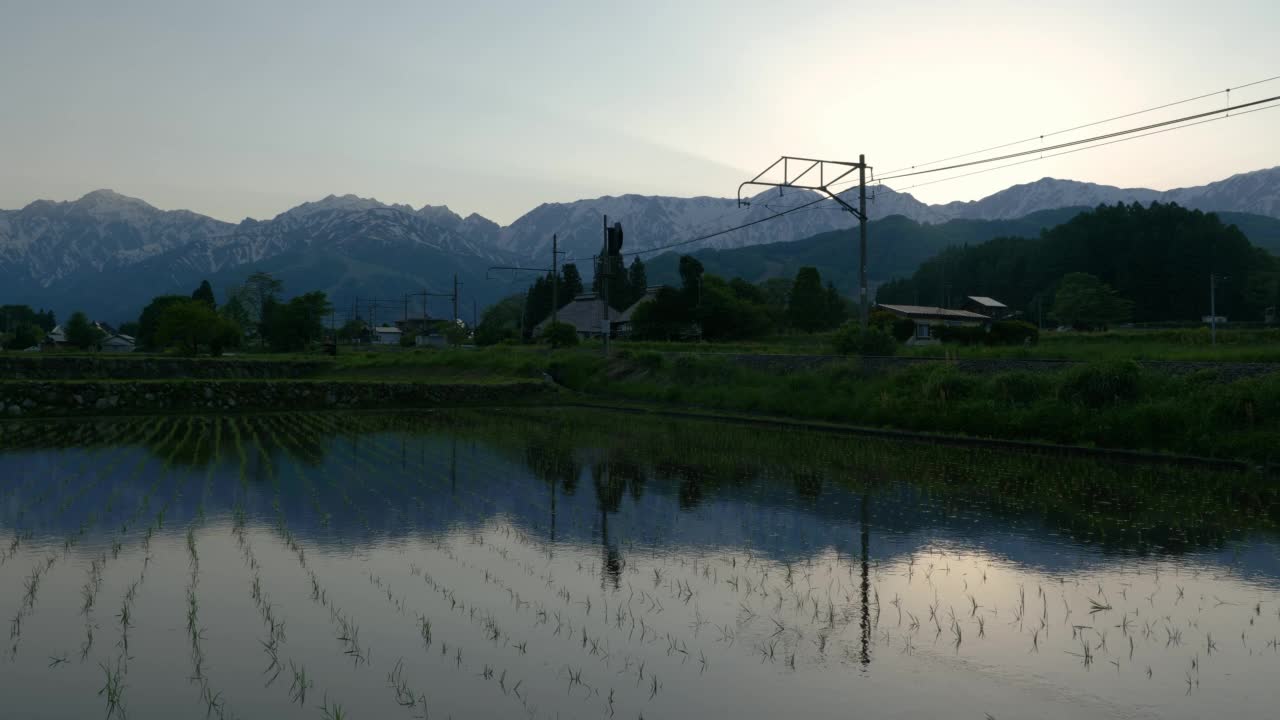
1 409 1278 719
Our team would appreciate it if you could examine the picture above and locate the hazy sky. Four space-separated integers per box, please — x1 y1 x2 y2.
2 0 1278 224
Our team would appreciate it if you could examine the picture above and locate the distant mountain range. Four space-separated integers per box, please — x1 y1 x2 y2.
644 208 1280 300
2 166 1278 322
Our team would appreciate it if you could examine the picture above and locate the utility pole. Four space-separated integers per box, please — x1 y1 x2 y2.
552 233 559 327
452 274 459 324
601 215 610 356
1210 273 1218 345
485 234 565 337
858 154 868 327
739 156 872 328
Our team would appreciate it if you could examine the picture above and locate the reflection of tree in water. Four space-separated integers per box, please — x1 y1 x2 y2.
592 452 649 589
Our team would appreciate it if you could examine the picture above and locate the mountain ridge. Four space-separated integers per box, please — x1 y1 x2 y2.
3 166 1279 321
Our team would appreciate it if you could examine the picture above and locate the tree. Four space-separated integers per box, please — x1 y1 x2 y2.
678 256 704 301
220 295 252 334
475 294 524 346
823 283 848 328
630 287 691 341
155 299 240 355
560 263 584 301
1050 273 1133 330
3 323 44 350
876 202 1263 322
65 311 103 350
262 291 331 352
191 280 217 309
136 295 188 349
118 321 141 338
540 321 579 348
229 271 283 343
337 318 370 344
626 258 648 306
788 267 829 332
1 305 55 334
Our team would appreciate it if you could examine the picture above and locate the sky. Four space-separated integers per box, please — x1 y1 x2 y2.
2 0 1278 225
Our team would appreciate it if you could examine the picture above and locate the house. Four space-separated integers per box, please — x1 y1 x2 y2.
876 304 990 344
44 325 68 346
534 293 622 339
614 287 664 337
373 326 403 345
395 314 434 335
100 334 135 353
963 296 1010 320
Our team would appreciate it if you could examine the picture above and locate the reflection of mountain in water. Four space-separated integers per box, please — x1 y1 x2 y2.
1 411 1277 582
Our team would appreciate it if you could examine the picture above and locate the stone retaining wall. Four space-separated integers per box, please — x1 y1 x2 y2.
685 353 1280 380
0 356 331 380
0 380 552 418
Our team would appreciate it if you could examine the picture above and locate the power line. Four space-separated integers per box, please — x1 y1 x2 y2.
819 93 1280 200
869 94 1280 184
874 74 1280 178
881 99 1280 194
618 195 831 258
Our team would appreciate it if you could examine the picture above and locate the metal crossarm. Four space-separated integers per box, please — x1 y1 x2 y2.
740 154 873 327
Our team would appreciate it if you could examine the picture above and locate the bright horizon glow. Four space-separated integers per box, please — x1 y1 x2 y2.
2 1 1277 225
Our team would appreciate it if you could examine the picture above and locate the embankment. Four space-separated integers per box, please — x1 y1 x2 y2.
0 379 553 418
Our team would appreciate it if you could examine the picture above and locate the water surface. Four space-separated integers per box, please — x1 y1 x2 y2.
1 410 1278 719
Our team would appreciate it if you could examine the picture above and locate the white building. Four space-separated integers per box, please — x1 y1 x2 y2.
373 326 403 345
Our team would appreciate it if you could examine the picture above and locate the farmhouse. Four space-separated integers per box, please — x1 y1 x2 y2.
876 303 990 344
963 296 1010 320
614 287 664 337
535 293 622 339
100 334 136 353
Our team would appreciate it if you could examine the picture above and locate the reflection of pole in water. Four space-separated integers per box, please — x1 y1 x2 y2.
549 473 557 544
860 491 871 667
601 506 622 591
450 436 457 496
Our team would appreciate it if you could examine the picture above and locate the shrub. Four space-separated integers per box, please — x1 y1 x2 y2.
540 322 579 348
921 366 978 404
832 323 897 356
1058 360 1142 408
989 320 1039 345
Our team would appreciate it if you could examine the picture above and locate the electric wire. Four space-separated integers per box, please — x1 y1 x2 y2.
873 74 1280 178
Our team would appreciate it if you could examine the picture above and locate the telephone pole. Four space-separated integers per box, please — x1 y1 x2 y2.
551 233 559 327
452 274 459 324
601 215 610 355
740 156 872 327
484 235 565 335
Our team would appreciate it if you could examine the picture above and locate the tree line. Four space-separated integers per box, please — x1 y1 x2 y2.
132 273 331 354
475 256 850 344
876 202 1280 326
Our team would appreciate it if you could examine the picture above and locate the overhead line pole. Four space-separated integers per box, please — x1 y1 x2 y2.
739 156 872 328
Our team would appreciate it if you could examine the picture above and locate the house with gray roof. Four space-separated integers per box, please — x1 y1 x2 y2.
876 303 991 344
535 293 621 339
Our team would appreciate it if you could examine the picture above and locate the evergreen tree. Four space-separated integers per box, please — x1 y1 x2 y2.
65 311 103 350
560 263 584 301
823 283 847 329
192 280 217 309
788 267 828 332
627 258 648 306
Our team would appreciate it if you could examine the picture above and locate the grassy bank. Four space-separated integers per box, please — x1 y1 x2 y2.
320 347 1280 464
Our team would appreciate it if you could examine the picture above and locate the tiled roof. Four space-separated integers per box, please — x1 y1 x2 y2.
877 304 990 321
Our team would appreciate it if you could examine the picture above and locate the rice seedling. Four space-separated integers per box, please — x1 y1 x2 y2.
98 658 126 719
288 661 312 706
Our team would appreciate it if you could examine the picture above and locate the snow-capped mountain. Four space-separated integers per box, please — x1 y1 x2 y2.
934 167 1280 220
2 165 1277 321
493 166 1280 258
0 189 233 285
0 191 519 323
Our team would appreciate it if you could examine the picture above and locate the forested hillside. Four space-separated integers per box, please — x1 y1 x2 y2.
877 203 1280 322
